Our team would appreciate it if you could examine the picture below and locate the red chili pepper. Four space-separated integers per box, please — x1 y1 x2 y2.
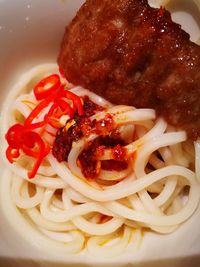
46 103 59 118
34 74 61 100
25 121 46 131
6 146 20 163
5 124 24 148
65 91 84 116
28 141 50 179
21 131 46 158
27 144 49 178
45 117 63 128
24 131 50 179
55 98 74 118
5 124 49 178
28 156 43 179
5 72 85 179
54 85 68 101
44 102 69 128
24 97 52 126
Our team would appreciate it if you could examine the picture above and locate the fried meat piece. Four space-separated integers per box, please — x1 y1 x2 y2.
58 0 200 140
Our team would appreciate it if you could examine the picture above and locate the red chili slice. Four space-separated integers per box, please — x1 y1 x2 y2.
5 71 85 179
28 157 43 179
46 117 63 128
6 146 20 163
22 131 50 179
5 123 24 148
34 74 61 100
46 103 59 118
27 142 50 179
21 131 46 158
24 97 52 126
65 91 84 116
55 98 74 118
25 121 46 131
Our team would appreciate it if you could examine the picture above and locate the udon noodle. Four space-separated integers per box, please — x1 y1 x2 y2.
0 63 200 257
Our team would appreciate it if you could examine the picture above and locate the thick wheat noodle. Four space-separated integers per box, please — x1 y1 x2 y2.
0 64 200 257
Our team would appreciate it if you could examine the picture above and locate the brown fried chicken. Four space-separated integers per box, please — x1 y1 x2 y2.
58 0 200 140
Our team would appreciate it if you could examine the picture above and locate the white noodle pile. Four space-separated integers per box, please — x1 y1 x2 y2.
0 64 200 257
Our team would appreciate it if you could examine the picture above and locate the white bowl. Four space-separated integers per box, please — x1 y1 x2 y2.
0 0 200 266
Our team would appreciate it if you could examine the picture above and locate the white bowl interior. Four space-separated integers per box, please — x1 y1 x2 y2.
0 0 200 266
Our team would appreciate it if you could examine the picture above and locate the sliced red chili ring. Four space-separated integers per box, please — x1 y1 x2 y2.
65 91 84 116
25 121 46 130
27 144 50 179
6 146 20 163
5 72 85 179
5 123 24 149
46 116 63 128
28 156 43 179
55 98 74 118
24 97 52 126
46 103 59 118
34 74 61 101
21 131 46 158
44 102 69 128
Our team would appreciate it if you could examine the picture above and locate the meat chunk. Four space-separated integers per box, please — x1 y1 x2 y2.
58 0 200 140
